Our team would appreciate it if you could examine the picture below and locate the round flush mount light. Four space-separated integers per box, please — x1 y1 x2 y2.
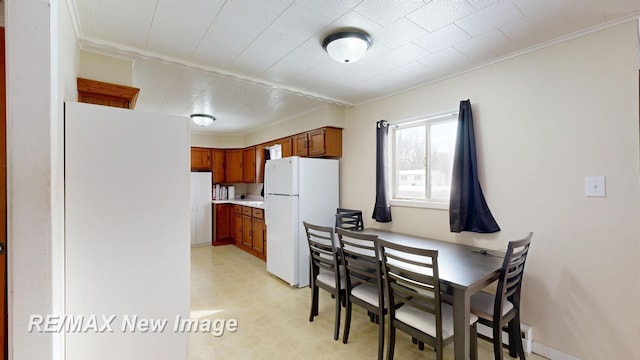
190 113 215 127
322 30 372 63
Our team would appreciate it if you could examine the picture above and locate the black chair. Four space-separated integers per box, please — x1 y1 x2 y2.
378 239 478 360
470 232 533 360
335 208 364 231
336 228 385 360
303 221 344 341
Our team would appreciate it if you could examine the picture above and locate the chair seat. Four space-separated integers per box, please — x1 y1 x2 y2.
351 282 386 308
317 268 347 290
470 291 514 318
395 302 478 339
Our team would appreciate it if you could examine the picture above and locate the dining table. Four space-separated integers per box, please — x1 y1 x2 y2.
359 228 505 360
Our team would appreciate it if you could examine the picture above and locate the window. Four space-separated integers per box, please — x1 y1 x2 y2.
390 112 458 208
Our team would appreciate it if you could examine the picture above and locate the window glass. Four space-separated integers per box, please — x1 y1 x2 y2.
391 113 458 205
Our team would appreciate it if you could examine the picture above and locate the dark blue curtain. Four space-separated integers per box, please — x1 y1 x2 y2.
372 120 392 222
449 100 500 233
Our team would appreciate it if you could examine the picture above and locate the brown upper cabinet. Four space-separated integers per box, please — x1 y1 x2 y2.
255 144 265 183
225 149 243 183
280 137 293 157
191 127 341 182
77 78 140 109
293 127 342 158
242 146 256 183
190 147 211 171
211 149 225 183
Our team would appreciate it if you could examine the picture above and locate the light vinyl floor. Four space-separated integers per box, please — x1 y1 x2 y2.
189 244 547 360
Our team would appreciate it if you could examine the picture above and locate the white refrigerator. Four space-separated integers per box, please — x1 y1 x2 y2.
265 156 339 288
191 172 212 246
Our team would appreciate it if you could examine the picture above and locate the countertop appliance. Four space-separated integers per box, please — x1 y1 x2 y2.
191 172 212 246
265 156 339 287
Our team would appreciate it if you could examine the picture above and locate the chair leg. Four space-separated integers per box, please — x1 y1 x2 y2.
387 325 396 360
507 320 518 358
342 297 352 344
377 309 385 360
309 285 319 322
418 341 425 351
333 290 341 341
493 322 504 360
411 337 417 345
511 314 527 360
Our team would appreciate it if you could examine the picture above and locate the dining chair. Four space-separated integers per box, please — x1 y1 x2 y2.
335 208 364 231
378 239 478 360
470 232 533 360
303 221 344 341
336 228 385 360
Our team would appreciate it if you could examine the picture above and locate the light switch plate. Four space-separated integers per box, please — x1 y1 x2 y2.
585 176 606 197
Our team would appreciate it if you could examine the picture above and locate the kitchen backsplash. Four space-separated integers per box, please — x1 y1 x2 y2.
212 183 263 200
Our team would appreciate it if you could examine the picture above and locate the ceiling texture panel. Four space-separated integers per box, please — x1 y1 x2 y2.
68 0 640 135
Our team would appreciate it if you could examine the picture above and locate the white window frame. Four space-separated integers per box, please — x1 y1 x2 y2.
389 111 458 210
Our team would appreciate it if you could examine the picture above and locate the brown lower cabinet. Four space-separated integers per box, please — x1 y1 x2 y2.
236 205 266 260
213 203 234 246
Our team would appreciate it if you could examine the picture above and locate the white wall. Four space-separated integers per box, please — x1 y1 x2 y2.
341 21 640 359
193 104 345 148
6 0 78 359
243 104 345 147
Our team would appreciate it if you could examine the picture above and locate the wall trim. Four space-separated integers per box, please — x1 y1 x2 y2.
532 342 581 360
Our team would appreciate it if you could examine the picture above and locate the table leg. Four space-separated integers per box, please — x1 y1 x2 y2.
452 287 470 360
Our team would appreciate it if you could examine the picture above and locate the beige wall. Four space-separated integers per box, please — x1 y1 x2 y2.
190 133 244 148
341 21 640 359
79 51 133 86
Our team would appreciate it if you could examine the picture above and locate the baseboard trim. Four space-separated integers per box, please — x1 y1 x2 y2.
532 342 581 360
477 322 532 354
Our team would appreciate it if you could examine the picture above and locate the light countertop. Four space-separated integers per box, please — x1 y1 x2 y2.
212 199 265 209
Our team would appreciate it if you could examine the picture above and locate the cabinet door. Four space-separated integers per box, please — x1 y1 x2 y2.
309 127 342 157
225 149 243 183
293 133 309 157
255 144 265 183
211 149 225 184
307 129 326 156
242 214 252 248
242 146 256 183
281 137 293 158
234 206 243 246
252 218 265 256
191 147 211 170
214 203 232 245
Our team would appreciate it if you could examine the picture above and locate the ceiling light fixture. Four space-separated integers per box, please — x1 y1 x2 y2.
322 30 372 63
190 113 215 127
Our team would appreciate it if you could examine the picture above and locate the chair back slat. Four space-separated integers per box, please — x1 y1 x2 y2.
304 222 340 286
335 208 364 231
378 239 442 327
336 228 381 288
495 232 532 317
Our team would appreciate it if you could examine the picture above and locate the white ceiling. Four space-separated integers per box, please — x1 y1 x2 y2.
69 0 640 135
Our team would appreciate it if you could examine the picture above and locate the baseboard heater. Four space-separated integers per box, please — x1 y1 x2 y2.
477 323 533 355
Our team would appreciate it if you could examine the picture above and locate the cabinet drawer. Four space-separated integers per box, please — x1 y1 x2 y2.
234 205 242 214
242 206 252 216
252 208 264 219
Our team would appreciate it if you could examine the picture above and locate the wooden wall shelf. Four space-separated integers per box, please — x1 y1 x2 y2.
77 77 140 109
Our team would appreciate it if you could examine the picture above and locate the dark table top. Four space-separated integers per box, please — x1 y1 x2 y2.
360 228 504 291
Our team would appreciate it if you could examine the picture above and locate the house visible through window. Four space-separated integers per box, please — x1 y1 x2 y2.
390 112 458 207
